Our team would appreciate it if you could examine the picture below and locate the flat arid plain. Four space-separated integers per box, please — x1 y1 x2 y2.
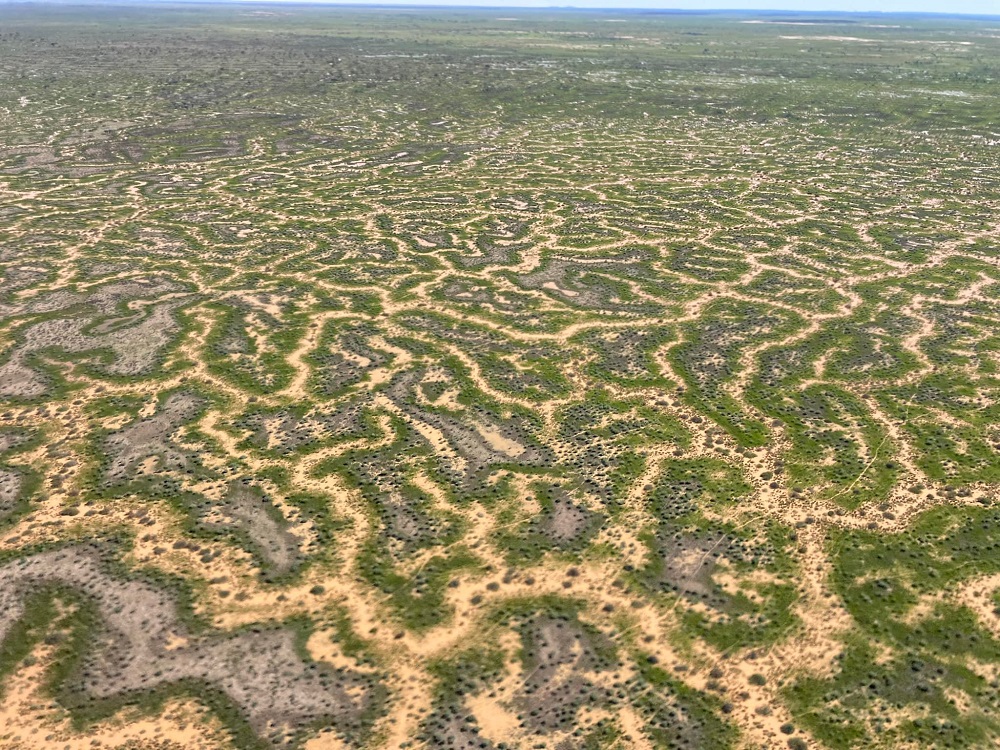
0 3 999 748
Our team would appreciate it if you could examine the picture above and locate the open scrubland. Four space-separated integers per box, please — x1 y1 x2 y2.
0 3 999 748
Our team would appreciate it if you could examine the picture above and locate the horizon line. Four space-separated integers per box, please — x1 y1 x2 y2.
4 0 1000 19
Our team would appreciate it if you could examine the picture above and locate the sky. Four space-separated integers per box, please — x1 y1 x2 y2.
216 0 1000 16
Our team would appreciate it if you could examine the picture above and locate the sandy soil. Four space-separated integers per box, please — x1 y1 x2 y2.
1 53 998 750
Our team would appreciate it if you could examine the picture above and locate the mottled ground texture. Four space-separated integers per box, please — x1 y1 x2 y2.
0 3 999 749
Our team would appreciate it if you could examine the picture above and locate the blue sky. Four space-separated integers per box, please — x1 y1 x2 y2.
228 1 1000 15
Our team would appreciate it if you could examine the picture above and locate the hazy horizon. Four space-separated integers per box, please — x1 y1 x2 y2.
7 0 1000 18
190 0 1000 17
